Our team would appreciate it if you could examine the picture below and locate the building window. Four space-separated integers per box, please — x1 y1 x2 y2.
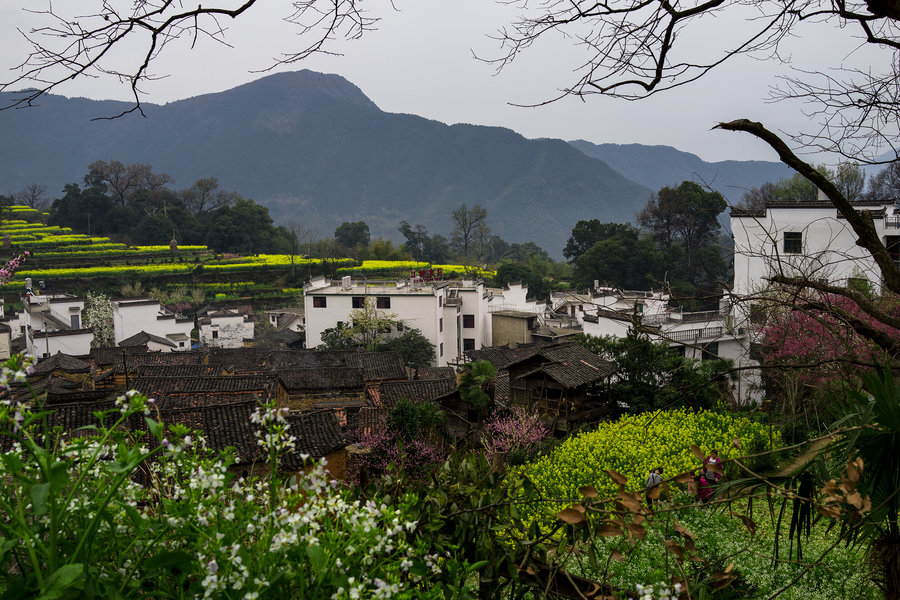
212 330 219 339
669 345 686 358
783 232 802 254
313 296 327 308
70 315 80 329
887 236 900 265
463 338 475 351
352 296 365 309
701 342 719 361
439 318 443 332
396 322 404 332
439 342 443 357
438 296 442 307
463 314 475 328
376 297 391 309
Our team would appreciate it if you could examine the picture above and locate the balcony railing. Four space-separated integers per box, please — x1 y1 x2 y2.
666 326 723 343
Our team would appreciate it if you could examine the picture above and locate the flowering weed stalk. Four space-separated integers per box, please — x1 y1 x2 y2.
0 355 476 599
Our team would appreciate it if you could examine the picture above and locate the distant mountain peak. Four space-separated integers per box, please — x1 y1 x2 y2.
176 69 379 111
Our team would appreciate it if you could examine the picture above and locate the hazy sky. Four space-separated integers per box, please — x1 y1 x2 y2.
0 1 881 164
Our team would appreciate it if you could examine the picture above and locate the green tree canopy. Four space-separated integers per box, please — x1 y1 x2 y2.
572 230 663 291
334 221 371 249
563 220 635 264
637 181 727 294
317 297 401 352
377 328 436 368
204 198 282 254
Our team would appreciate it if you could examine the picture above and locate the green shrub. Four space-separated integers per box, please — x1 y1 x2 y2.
516 409 776 515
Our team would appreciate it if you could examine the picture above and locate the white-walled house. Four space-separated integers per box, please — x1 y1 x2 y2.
119 331 179 353
579 293 759 405
486 283 544 314
549 288 670 325
731 198 892 297
303 276 491 367
21 293 93 358
725 197 897 403
265 308 305 332
198 306 255 349
110 297 194 350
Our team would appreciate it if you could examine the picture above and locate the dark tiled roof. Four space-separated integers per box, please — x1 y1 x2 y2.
312 398 368 410
346 406 385 435
33 352 92 375
126 351 208 367
276 367 365 390
378 379 457 407
17 400 148 445
1 378 50 406
131 376 278 408
732 199 889 217
33 328 94 339
494 371 510 406
465 343 549 370
88 346 149 367
514 342 617 387
163 401 261 463
46 387 114 405
285 410 346 457
0 397 343 466
406 366 456 381
198 305 254 318
112 297 160 306
268 350 346 368
137 364 225 378
254 328 303 347
343 351 407 381
208 348 269 369
156 391 271 411
119 331 176 348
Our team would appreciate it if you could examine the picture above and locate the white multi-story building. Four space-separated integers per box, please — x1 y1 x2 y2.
303 276 491 367
731 198 891 296
727 197 898 403
21 291 93 358
110 297 194 350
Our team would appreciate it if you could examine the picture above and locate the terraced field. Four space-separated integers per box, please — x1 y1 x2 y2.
0 207 494 306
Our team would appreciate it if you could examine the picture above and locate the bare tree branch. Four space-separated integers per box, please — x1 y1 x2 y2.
716 118 900 295
485 0 900 160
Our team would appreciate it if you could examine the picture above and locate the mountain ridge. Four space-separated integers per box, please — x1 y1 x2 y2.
0 70 791 256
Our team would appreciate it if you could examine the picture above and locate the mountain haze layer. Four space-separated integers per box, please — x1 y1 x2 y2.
567 140 794 204
1 70 790 256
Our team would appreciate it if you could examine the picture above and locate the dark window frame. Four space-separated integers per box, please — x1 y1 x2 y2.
783 232 802 254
